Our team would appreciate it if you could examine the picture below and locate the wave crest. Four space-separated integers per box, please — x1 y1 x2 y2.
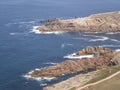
32 26 65 35
64 53 94 59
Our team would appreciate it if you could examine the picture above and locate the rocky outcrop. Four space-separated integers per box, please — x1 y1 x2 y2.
27 46 119 78
36 11 120 32
76 46 114 56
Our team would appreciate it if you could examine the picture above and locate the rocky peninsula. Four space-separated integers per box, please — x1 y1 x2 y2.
36 11 120 32
27 46 119 78
25 46 120 90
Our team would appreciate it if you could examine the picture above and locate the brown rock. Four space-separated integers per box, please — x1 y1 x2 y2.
76 46 114 56
27 46 118 78
36 11 120 32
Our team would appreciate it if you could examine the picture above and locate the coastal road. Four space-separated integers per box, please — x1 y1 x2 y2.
76 70 120 90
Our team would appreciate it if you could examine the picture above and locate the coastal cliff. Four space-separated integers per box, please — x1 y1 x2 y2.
27 46 119 78
36 11 120 32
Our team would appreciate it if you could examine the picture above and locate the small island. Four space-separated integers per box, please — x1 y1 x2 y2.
35 11 120 33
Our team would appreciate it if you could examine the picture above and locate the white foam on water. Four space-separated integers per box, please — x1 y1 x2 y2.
5 22 18 26
18 21 36 24
106 32 120 35
110 39 120 43
84 34 109 42
102 45 120 48
9 32 30 36
110 39 119 42
5 20 36 27
83 34 96 37
64 53 94 59
23 67 55 81
40 83 47 86
41 31 64 35
43 62 58 65
14 20 36 24
89 36 109 42
84 34 120 42
23 74 32 79
35 68 41 71
23 74 55 81
73 37 88 40
9 32 26 35
84 32 102 34
32 26 65 35
61 44 65 48
9 33 18 35
61 43 74 49
115 49 120 52
28 70 34 74
27 68 42 75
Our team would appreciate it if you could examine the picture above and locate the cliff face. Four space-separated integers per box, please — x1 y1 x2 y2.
36 11 120 32
27 46 119 78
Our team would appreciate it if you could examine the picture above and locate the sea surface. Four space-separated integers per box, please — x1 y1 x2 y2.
0 0 120 90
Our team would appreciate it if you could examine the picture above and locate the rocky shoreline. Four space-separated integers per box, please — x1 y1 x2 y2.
25 46 120 90
29 11 120 90
36 11 120 32
26 46 120 78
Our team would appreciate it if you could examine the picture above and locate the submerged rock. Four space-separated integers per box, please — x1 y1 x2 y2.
36 11 120 32
27 46 119 78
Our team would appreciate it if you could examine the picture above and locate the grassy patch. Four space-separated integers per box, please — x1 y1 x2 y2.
88 71 120 90
87 65 120 84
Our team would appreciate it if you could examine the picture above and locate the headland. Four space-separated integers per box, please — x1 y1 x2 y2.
25 46 120 90
36 11 120 33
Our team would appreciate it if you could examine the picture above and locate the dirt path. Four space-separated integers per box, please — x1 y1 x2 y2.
76 70 120 90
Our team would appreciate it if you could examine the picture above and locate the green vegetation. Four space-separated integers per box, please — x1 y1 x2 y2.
87 65 120 84
88 72 120 90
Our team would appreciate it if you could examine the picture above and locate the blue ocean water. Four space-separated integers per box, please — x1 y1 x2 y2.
0 0 120 90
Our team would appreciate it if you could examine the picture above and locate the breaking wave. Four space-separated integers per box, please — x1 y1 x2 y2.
23 68 55 81
83 35 109 42
115 49 120 52
101 45 120 48
106 32 120 35
23 74 55 81
40 83 47 87
43 62 58 65
32 26 65 35
84 32 102 34
89 36 109 42
64 53 94 59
